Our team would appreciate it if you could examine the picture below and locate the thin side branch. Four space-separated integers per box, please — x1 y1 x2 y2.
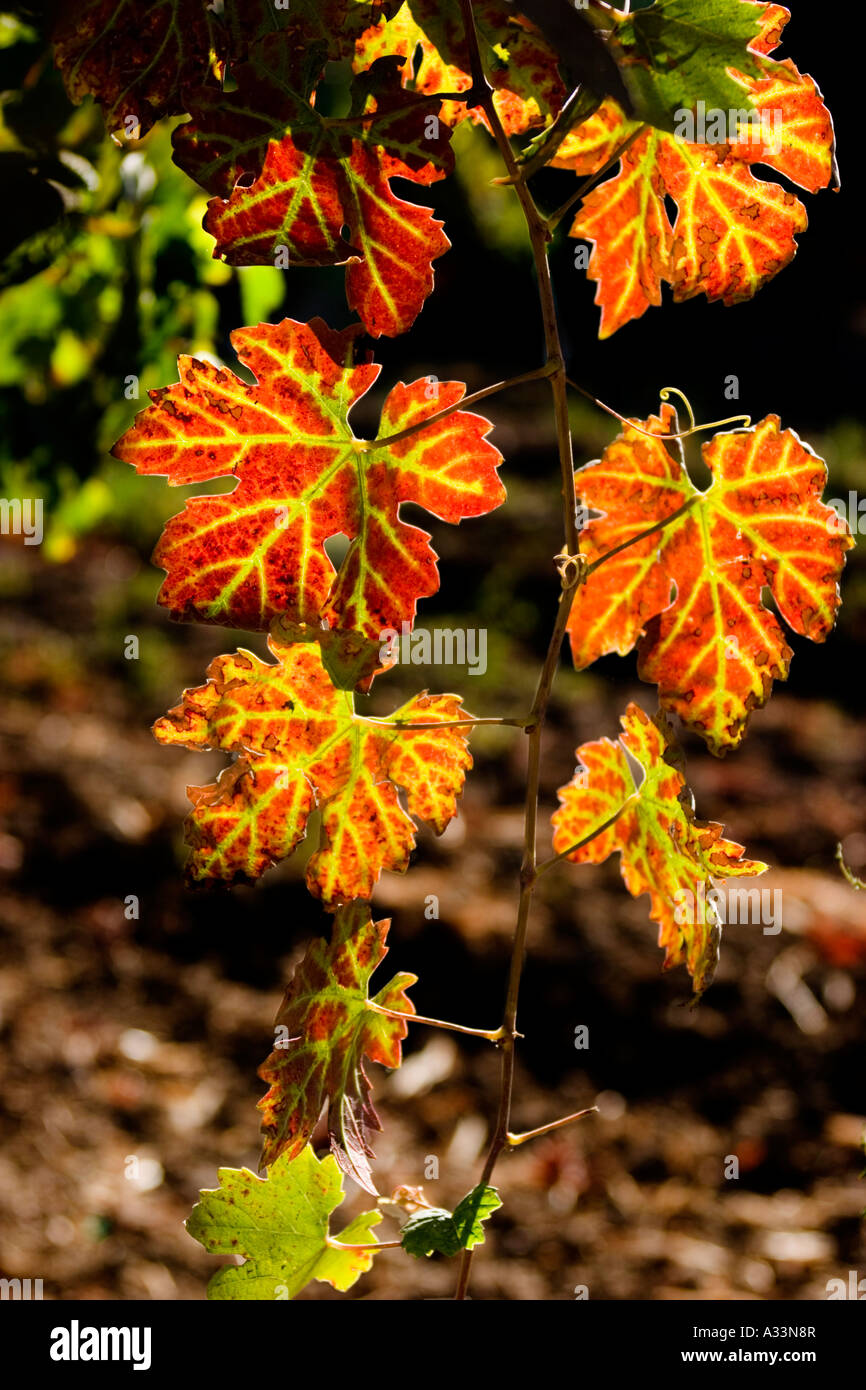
507 1107 598 1146
327 1239 403 1252
546 124 647 233
537 794 639 874
584 498 697 577
370 1003 505 1043
566 374 751 443
358 716 531 731
837 843 865 890
371 363 555 451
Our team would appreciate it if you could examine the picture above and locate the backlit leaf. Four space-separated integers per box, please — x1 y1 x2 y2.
112 316 504 635
355 0 566 136
555 4 835 336
610 0 767 133
153 622 473 898
552 702 766 995
258 901 415 1194
173 51 454 336
401 1183 502 1257
567 408 852 754
187 1145 382 1300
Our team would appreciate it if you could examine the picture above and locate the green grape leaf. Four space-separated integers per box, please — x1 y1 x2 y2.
401 1184 502 1257
611 0 770 132
187 1146 382 1300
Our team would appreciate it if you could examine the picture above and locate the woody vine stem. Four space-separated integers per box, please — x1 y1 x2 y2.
454 0 585 1301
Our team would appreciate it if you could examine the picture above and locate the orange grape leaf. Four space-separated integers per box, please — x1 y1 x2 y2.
552 702 766 995
258 901 415 1194
567 408 852 755
173 52 453 336
52 0 217 135
153 622 473 899
354 0 566 136
111 316 504 636
554 4 835 336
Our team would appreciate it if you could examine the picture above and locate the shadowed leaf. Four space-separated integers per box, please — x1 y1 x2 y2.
355 0 566 135
52 0 216 134
174 51 454 335
258 902 415 1194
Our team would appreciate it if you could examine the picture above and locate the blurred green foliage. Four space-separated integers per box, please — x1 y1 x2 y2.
0 9 287 560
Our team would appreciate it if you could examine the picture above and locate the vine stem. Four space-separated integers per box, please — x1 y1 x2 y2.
565 374 751 443
508 1107 598 1147
358 715 531 731
535 794 639 875
370 363 555 451
585 501 697 577
328 1239 404 1252
546 124 647 233
370 1002 504 1042
452 0 586 1302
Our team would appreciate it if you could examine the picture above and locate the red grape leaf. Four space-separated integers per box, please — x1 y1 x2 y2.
552 702 766 996
111 316 504 637
52 0 216 135
567 408 852 755
258 901 415 1194
173 51 453 336
354 0 566 136
51 0 404 136
153 621 473 899
225 0 403 64
554 4 835 336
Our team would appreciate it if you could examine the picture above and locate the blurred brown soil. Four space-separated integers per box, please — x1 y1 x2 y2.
1 534 865 1301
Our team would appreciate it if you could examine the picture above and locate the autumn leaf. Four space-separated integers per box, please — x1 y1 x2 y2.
51 0 404 137
355 0 566 136
567 408 852 755
187 1145 382 1300
258 902 415 1194
153 622 473 899
52 0 216 135
552 703 766 995
555 3 835 336
225 0 403 66
111 316 504 635
174 51 454 336
401 1184 502 1257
